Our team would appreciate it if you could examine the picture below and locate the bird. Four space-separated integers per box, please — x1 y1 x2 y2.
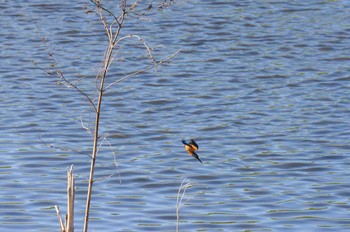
182 139 202 163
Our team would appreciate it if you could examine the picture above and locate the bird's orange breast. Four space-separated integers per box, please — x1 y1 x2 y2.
184 145 194 154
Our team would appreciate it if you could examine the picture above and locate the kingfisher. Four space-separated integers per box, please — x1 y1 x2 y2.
182 139 202 163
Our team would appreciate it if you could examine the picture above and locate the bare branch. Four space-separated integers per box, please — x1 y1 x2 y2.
106 136 122 183
80 109 92 134
96 133 108 155
58 71 97 112
155 48 181 67
40 135 92 158
104 49 181 90
99 11 113 42
89 0 120 24
128 0 143 12
106 65 153 90
115 34 156 64
93 136 122 183
41 39 97 113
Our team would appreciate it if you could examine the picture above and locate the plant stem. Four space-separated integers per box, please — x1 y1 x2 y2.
83 43 114 232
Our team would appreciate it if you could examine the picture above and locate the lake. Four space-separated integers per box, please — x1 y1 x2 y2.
1 0 350 231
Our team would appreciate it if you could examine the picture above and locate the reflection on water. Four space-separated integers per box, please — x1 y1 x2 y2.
1 0 350 231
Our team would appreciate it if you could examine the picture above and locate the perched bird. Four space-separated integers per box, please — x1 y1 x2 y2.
182 139 202 163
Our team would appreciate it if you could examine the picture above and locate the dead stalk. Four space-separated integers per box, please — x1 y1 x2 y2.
66 165 75 231
55 165 75 232
55 205 65 232
176 179 192 232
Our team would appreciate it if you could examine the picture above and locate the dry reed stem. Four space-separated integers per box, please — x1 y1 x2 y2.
66 165 75 232
54 165 75 232
55 205 65 232
176 179 192 232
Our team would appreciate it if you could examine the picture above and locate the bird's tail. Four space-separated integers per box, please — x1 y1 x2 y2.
192 152 202 164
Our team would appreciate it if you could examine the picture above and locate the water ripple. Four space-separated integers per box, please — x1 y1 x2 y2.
1 0 350 231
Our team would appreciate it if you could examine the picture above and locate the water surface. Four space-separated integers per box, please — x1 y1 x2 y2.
1 0 350 231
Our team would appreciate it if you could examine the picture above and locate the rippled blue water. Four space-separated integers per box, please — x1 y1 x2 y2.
1 0 350 231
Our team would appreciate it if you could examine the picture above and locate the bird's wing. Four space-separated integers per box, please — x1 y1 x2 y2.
189 139 199 150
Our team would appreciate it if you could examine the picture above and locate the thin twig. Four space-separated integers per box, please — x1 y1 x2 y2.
89 0 120 23
42 41 97 112
80 109 92 134
96 133 108 155
128 0 143 11
93 136 122 184
104 48 181 90
39 135 92 158
115 34 156 64
106 137 122 184
105 65 153 90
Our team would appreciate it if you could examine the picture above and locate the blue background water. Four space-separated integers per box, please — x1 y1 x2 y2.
1 0 350 231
